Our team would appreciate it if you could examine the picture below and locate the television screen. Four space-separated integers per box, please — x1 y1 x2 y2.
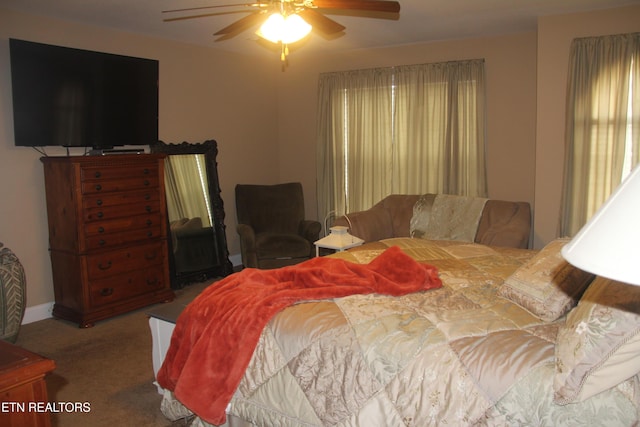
9 39 159 149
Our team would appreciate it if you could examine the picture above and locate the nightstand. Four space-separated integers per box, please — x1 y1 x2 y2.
0 340 56 427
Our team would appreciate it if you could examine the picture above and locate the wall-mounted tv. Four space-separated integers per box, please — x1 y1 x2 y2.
9 39 159 150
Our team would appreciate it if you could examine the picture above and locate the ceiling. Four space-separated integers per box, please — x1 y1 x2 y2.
1 0 639 57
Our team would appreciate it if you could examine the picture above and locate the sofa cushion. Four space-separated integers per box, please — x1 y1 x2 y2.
345 195 419 242
476 200 532 249
383 194 422 238
255 233 312 260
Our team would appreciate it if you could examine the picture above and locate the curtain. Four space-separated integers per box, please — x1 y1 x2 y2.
164 154 212 226
560 33 640 237
317 59 486 221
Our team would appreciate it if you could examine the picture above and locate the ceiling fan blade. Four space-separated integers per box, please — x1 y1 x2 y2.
162 3 266 14
164 10 252 22
312 0 400 13
214 11 265 36
298 9 345 35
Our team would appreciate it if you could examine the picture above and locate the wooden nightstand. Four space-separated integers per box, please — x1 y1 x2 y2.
0 340 56 427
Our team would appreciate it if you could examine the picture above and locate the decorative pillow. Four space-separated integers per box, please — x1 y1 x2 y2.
497 238 593 322
554 277 640 404
409 194 435 238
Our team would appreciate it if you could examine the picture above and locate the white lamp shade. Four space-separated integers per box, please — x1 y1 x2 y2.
561 164 640 285
257 13 312 44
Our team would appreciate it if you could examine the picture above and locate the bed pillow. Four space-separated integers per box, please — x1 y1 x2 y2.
554 277 640 404
497 238 593 322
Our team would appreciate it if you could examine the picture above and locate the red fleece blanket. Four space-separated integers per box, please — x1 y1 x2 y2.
157 246 441 425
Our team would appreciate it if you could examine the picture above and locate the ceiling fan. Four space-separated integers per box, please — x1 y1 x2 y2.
163 0 401 62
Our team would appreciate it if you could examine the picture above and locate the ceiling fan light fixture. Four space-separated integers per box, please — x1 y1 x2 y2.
257 12 312 44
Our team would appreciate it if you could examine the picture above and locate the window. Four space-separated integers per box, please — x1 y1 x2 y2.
316 60 487 222
560 33 640 237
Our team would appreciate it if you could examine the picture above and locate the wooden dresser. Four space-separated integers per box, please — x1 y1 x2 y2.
41 154 174 327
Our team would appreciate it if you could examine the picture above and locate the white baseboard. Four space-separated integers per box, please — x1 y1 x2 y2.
20 254 242 326
22 302 54 325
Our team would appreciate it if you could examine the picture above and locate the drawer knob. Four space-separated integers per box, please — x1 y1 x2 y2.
99 239 106 246
96 199 103 206
146 220 152 226
144 194 151 201
143 179 150 186
145 205 152 212
98 261 112 270
143 168 150 175
100 288 113 296
95 184 102 191
98 226 105 233
97 212 104 218
95 171 102 178
147 231 153 238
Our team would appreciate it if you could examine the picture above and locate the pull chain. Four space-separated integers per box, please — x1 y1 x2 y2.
280 43 290 71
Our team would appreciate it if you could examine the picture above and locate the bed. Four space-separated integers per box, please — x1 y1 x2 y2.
156 237 640 426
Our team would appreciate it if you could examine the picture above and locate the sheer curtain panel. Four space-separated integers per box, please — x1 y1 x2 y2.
317 59 487 222
560 33 640 237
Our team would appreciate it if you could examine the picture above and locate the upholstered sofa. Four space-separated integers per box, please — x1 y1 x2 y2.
333 194 532 249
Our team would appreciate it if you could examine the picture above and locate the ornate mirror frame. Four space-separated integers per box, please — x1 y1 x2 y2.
150 140 233 287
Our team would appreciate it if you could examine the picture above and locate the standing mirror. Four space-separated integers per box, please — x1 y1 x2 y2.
151 140 233 287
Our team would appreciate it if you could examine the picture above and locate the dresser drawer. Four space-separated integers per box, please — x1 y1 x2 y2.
89 267 167 308
84 213 163 236
82 189 160 210
80 163 158 182
83 201 161 222
86 242 166 279
81 175 159 194
85 226 164 250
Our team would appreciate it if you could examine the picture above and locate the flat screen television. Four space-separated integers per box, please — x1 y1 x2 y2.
9 39 159 150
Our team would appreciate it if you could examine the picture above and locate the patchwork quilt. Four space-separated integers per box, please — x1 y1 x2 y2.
161 238 640 427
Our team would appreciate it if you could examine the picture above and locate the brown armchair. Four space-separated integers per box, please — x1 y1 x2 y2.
235 182 321 269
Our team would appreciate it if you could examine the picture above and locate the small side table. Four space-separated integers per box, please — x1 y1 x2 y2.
0 340 56 427
314 226 364 256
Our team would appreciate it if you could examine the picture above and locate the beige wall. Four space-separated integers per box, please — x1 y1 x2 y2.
2 4 639 316
277 4 640 249
0 8 280 310
276 32 538 230
534 5 640 248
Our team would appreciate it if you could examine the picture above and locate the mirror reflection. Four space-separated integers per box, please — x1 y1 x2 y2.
165 154 216 278
151 140 233 287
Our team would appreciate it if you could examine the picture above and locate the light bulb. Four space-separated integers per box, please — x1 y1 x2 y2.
257 12 311 44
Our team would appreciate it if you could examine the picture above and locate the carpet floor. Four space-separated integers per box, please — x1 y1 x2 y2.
14 280 213 427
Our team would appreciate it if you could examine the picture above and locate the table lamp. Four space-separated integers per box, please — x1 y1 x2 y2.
314 226 364 256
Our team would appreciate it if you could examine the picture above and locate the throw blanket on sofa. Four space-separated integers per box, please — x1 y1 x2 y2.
414 194 488 242
156 246 442 425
